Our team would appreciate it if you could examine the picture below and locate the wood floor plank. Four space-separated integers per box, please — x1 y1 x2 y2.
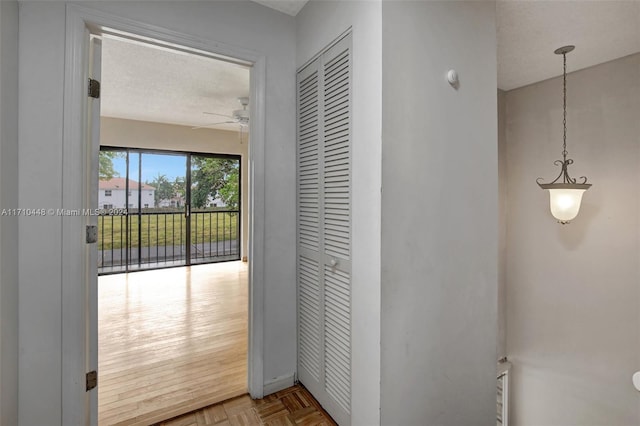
222 395 256 417
158 385 336 426
99 262 248 425
202 404 228 423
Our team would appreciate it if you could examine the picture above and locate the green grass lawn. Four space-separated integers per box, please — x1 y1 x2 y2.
98 211 239 250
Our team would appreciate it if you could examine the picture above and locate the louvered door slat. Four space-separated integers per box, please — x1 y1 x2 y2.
325 60 349 81
323 45 351 262
298 255 321 380
325 121 349 134
325 313 350 340
320 39 352 421
324 263 351 414
297 63 322 384
325 88 348 104
325 100 349 117
325 145 349 156
326 101 348 114
324 200 349 207
298 67 320 253
326 236 349 247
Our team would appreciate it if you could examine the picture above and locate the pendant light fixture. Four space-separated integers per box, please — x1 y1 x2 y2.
536 45 591 224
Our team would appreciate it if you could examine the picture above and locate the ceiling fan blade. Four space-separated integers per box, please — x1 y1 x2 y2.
191 121 236 130
203 111 234 119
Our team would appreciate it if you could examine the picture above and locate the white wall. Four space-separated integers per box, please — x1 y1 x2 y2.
380 2 498 425
19 2 66 423
0 0 20 424
101 117 250 258
296 2 382 424
504 53 640 425
18 1 296 424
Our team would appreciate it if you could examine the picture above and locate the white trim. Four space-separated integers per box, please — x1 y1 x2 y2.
497 360 511 377
61 8 91 425
497 361 511 426
263 373 295 396
62 5 266 424
248 54 266 399
296 26 352 74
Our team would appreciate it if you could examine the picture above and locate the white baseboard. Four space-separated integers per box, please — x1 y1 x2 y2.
263 373 295 396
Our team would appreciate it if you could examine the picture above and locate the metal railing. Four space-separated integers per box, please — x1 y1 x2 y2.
98 210 240 274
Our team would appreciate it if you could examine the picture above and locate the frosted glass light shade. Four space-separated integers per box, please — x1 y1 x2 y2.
539 183 590 224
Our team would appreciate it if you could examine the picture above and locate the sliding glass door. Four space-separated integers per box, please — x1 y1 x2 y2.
98 147 241 274
189 154 241 265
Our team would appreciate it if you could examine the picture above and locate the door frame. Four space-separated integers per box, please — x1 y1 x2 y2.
62 5 266 424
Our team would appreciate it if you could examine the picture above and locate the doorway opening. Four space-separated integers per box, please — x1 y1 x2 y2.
96 34 251 424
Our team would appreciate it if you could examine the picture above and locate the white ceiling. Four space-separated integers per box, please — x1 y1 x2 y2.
497 0 640 90
101 1 640 129
101 36 250 131
249 0 640 90
250 0 309 16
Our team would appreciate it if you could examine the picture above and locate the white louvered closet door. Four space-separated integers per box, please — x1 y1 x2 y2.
296 33 352 426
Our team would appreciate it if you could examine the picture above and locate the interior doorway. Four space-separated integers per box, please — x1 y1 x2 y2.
96 34 251 424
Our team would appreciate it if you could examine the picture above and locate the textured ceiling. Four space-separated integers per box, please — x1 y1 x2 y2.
250 0 309 16
497 0 640 90
101 1 640 128
101 36 250 131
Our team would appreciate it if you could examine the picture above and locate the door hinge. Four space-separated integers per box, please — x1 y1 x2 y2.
88 78 100 99
86 370 97 391
86 225 98 244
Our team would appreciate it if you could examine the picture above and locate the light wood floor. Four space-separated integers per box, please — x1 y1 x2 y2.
156 385 337 426
98 262 248 426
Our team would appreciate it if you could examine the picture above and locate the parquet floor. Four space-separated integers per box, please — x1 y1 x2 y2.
98 262 248 425
156 385 337 426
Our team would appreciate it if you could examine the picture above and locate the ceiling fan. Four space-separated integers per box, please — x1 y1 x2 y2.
192 97 249 132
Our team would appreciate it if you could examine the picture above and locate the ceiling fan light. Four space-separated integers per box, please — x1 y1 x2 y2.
233 109 249 121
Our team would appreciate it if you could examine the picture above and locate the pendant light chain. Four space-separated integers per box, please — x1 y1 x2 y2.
562 51 568 165
537 44 590 188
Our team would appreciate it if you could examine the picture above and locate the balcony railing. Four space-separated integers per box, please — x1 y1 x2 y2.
98 210 240 274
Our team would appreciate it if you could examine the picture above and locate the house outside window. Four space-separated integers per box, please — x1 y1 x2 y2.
144 204 149 208
99 178 156 211
103 204 113 209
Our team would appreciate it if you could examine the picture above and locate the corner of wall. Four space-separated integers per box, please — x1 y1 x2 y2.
0 0 20 424
497 89 507 360
263 373 295 396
